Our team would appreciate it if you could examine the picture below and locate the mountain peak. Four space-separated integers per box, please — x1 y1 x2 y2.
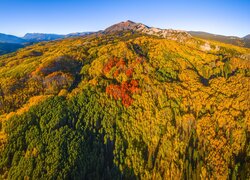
104 21 191 42
125 20 135 23
104 20 138 33
124 20 136 24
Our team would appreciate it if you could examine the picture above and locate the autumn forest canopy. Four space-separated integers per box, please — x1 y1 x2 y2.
0 26 249 179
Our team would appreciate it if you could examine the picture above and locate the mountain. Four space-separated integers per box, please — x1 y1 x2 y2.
242 34 250 47
189 31 250 48
0 32 93 56
23 33 65 42
0 33 26 55
23 32 94 42
0 42 24 55
104 20 191 42
0 33 27 44
65 32 93 37
243 34 250 39
0 21 249 179
0 32 93 45
1 22 249 57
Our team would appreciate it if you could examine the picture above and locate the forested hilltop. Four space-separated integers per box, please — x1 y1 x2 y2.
0 29 249 179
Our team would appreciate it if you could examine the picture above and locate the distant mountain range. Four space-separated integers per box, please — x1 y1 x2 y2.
23 32 93 42
0 32 92 55
0 32 92 44
0 33 27 44
0 21 249 55
23 33 65 41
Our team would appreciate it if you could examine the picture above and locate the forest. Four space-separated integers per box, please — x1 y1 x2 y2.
0 31 249 179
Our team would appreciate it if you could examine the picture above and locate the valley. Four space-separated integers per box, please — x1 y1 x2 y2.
0 21 249 179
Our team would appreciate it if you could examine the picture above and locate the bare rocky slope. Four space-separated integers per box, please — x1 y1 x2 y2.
104 20 192 42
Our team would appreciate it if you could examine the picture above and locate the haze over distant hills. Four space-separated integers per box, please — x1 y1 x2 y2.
0 32 92 55
0 32 92 43
0 33 27 44
23 32 93 42
23 33 65 42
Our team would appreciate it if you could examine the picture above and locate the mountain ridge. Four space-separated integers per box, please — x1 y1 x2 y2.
0 33 27 44
104 20 192 42
189 31 250 48
243 34 250 39
0 32 93 44
0 21 249 56
23 33 65 41
0 21 249 46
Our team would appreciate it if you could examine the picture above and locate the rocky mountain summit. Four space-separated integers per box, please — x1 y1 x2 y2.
104 20 192 42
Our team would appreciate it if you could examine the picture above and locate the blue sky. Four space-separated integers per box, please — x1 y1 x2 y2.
0 0 249 37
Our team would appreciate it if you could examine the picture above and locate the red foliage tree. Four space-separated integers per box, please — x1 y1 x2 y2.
125 68 133 77
113 70 120 77
106 80 140 107
103 57 118 74
116 58 126 68
104 57 143 107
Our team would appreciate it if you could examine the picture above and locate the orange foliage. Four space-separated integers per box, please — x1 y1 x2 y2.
125 68 133 77
116 58 126 68
103 57 144 78
104 57 143 107
106 80 140 107
113 70 120 77
103 57 119 74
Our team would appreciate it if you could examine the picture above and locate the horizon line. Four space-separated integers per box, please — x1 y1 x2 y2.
1 20 249 38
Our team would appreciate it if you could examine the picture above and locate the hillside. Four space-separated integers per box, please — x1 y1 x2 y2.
189 31 250 48
104 20 191 42
0 26 249 179
0 43 24 55
244 34 250 39
0 33 27 44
